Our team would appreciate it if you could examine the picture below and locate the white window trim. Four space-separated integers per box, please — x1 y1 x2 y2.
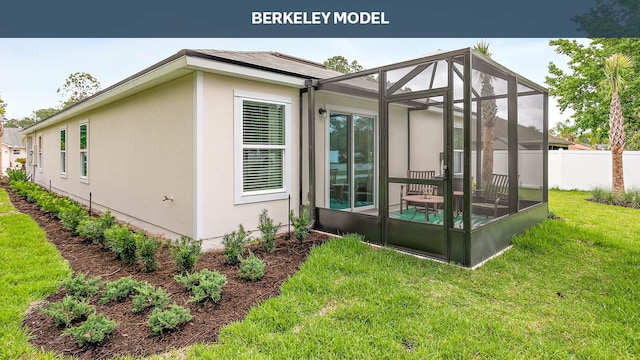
323 104 379 210
37 132 43 173
233 90 292 205
60 126 67 178
79 120 89 183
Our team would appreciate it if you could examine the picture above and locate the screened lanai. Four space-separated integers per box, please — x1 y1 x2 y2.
302 48 548 267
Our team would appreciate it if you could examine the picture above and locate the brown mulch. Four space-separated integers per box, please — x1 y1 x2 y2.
4 184 331 359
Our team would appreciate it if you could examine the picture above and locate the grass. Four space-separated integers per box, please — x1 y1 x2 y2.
0 188 70 359
188 189 640 359
3 189 640 359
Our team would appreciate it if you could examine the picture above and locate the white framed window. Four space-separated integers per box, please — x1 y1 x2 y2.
37 134 43 172
79 121 89 182
234 90 291 204
12 149 20 155
60 127 67 177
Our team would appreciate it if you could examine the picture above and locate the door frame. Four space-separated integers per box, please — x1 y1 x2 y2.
324 104 379 213
382 90 453 260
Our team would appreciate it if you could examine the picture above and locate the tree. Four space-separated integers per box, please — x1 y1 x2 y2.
474 41 498 189
573 0 640 37
57 72 101 109
603 53 633 194
546 38 640 150
3 107 59 129
324 56 364 74
550 119 577 142
0 94 5 176
0 95 6 117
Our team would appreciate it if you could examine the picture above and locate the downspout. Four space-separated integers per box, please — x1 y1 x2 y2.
305 79 318 219
298 88 305 213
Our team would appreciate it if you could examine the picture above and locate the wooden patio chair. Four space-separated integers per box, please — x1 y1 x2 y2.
472 173 510 218
400 170 436 213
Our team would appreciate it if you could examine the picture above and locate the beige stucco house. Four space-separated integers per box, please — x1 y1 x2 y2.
21 50 344 249
21 48 548 266
2 127 27 175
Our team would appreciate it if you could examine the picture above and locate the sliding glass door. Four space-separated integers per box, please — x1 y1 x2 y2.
328 111 376 211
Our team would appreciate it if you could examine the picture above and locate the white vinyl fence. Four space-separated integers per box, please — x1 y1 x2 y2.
548 150 640 191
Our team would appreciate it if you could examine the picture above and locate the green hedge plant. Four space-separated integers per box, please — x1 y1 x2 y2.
132 283 170 314
104 224 138 265
175 269 227 303
136 233 161 272
99 277 143 305
258 209 281 253
290 202 314 243
39 295 96 328
61 273 102 299
63 314 117 347
169 236 202 274
238 251 266 281
222 224 251 265
147 304 192 336
59 203 88 234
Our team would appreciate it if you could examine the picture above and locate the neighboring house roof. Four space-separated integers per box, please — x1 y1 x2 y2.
548 134 571 148
568 143 596 150
21 49 344 134
2 128 25 148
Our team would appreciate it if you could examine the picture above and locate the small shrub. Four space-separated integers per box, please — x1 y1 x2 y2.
290 202 314 243
39 295 95 327
238 252 265 281
38 193 60 215
222 224 251 265
77 210 117 247
147 304 193 336
169 236 202 274
136 234 161 272
547 210 556 219
99 277 143 305
63 314 117 347
104 224 137 264
59 204 88 234
6 168 30 182
77 217 106 246
61 273 101 299
258 209 281 253
132 283 170 314
175 269 227 303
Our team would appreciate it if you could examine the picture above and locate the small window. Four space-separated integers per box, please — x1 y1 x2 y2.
60 128 67 175
79 122 89 181
12 149 20 155
234 91 291 204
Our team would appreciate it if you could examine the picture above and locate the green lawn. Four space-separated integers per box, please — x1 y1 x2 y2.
187 190 640 359
3 189 639 359
0 188 70 359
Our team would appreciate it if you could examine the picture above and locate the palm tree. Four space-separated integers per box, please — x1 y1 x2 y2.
603 53 633 195
474 41 498 189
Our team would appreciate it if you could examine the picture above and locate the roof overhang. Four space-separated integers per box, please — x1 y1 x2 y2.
21 52 309 134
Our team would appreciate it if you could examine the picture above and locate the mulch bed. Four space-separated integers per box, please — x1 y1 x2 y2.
4 183 332 359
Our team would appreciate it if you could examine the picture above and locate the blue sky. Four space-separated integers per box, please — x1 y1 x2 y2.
0 38 584 127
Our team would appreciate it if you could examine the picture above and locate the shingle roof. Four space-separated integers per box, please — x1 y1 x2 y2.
188 49 344 80
2 128 24 147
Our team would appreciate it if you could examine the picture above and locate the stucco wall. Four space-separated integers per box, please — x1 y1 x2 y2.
29 75 195 238
200 73 301 244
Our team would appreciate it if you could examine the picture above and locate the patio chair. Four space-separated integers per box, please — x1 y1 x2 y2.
400 170 436 212
472 173 510 218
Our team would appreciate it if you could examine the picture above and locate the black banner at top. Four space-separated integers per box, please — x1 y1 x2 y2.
0 0 638 37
